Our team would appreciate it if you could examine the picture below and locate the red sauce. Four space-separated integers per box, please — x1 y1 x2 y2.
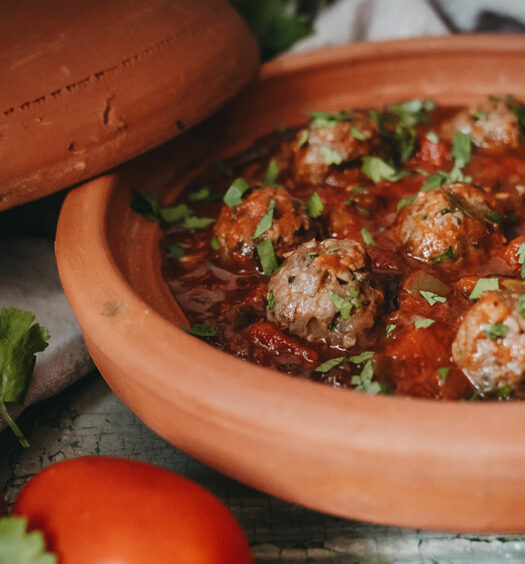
159 100 525 401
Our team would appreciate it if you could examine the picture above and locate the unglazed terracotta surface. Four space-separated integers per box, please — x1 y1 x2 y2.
0 0 258 210
56 36 525 532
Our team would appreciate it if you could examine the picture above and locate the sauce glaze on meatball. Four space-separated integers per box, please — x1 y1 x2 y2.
267 238 384 348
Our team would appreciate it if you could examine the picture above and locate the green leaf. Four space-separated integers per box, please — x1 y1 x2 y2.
351 359 381 394
296 129 309 148
187 186 219 203
348 351 374 364
267 290 275 310
210 236 220 251
264 159 281 187
414 318 435 329
182 216 215 231
386 324 396 337
0 517 56 564
438 366 450 381
420 291 446 306
183 323 216 338
432 246 456 263
320 146 343 166
315 356 346 373
306 191 324 218
394 123 417 162
160 204 193 223
421 171 449 192
397 194 417 211
130 191 161 221
426 131 439 143
472 111 488 121
485 211 503 224
361 156 406 183
388 99 435 126
328 291 352 320
361 227 375 246
519 294 525 319
518 242 525 279
483 323 509 340
230 0 313 61
166 243 185 258
224 178 250 208
309 110 351 129
469 278 499 300
257 239 278 276
350 127 366 141
452 131 472 169
252 199 275 239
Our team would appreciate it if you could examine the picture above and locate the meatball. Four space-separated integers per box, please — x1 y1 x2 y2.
214 186 310 264
394 182 498 263
293 110 378 185
440 98 520 151
267 239 384 348
452 290 525 394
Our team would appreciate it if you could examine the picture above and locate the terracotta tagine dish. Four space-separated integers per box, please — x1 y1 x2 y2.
56 36 525 532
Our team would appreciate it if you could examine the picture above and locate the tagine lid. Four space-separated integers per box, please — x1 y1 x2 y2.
0 0 259 211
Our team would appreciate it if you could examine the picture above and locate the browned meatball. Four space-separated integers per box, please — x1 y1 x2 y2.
440 98 520 151
267 239 384 348
394 182 498 263
214 187 310 264
293 110 378 185
452 290 525 394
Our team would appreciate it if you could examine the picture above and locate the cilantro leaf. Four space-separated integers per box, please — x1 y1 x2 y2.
348 351 374 364
426 131 439 143
421 171 449 192
350 127 366 141
397 194 416 211
187 186 219 203
386 324 396 337
296 129 309 148
432 246 456 263
130 191 161 221
264 159 281 187
484 323 509 340
388 99 435 126
361 227 376 246
394 123 417 162
419 290 446 306
361 156 408 183
328 291 352 320
182 216 215 231
267 290 275 310
469 278 499 300
224 178 250 208
252 199 275 239
306 191 324 218
438 367 450 381
320 146 343 166
210 236 220 251
166 243 185 259
452 131 472 169
183 323 216 338
0 517 56 564
517 242 525 279
519 294 525 319
160 203 193 223
257 239 278 276
309 110 351 129
315 356 346 373
414 318 435 329
351 359 381 394
0 308 50 447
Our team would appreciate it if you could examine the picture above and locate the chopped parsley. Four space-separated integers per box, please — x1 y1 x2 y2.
267 289 275 310
348 351 374 364
188 186 219 203
315 356 346 373
350 126 366 141
166 243 185 258
251 199 275 239
320 146 343 166
306 191 324 218
296 129 309 148
421 170 449 192
438 367 450 381
0 308 50 447
472 111 488 121
183 216 215 231
159 203 193 223
329 291 352 320
485 210 503 224
309 110 351 129
0 516 57 564
385 324 396 337
351 359 381 394
223 178 250 207
414 318 435 329
483 323 509 340
388 99 435 126
498 385 514 399
519 294 525 319
451 131 472 169
432 246 456 263
361 227 376 246
426 131 439 143
469 278 499 300
397 194 417 211
264 159 281 187
517 242 525 278
257 239 278 276
183 323 217 338
419 291 446 306
361 156 408 183
131 192 194 224
210 236 220 251
393 123 417 162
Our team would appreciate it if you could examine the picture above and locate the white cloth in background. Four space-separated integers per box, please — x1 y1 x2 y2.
3 0 525 432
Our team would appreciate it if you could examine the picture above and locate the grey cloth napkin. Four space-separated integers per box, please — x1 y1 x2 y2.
3 0 525 432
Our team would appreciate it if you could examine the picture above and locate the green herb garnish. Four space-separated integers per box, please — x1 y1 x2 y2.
469 278 499 300
183 216 215 231
414 318 435 329
519 294 525 319
420 291 446 306
517 242 525 279
210 236 220 251
351 359 381 394
306 191 324 218
267 289 275 310
438 367 450 381
160 204 193 223
485 210 503 224
252 199 275 239
348 351 374 364
183 323 217 338
386 324 396 337
350 127 366 141
320 146 343 166
361 156 408 183
264 159 281 187
388 99 435 126
188 186 219 203
223 178 250 208
426 131 439 143
0 308 50 447
361 227 376 246
296 129 309 148
0 516 56 564
329 291 352 320
309 110 351 129
315 356 346 373
166 243 185 258
451 130 472 169
472 111 488 121
432 246 456 263
397 194 417 211
257 239 278 276
483 323 509 339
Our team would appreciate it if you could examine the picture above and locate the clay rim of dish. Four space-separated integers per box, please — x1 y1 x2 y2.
56 35 525 533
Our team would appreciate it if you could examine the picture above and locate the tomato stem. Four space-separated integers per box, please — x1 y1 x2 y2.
0 401 29 448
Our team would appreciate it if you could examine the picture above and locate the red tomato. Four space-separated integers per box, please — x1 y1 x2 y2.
13 457 253 564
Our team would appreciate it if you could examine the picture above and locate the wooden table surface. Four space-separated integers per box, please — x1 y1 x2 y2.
1 371 525 563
